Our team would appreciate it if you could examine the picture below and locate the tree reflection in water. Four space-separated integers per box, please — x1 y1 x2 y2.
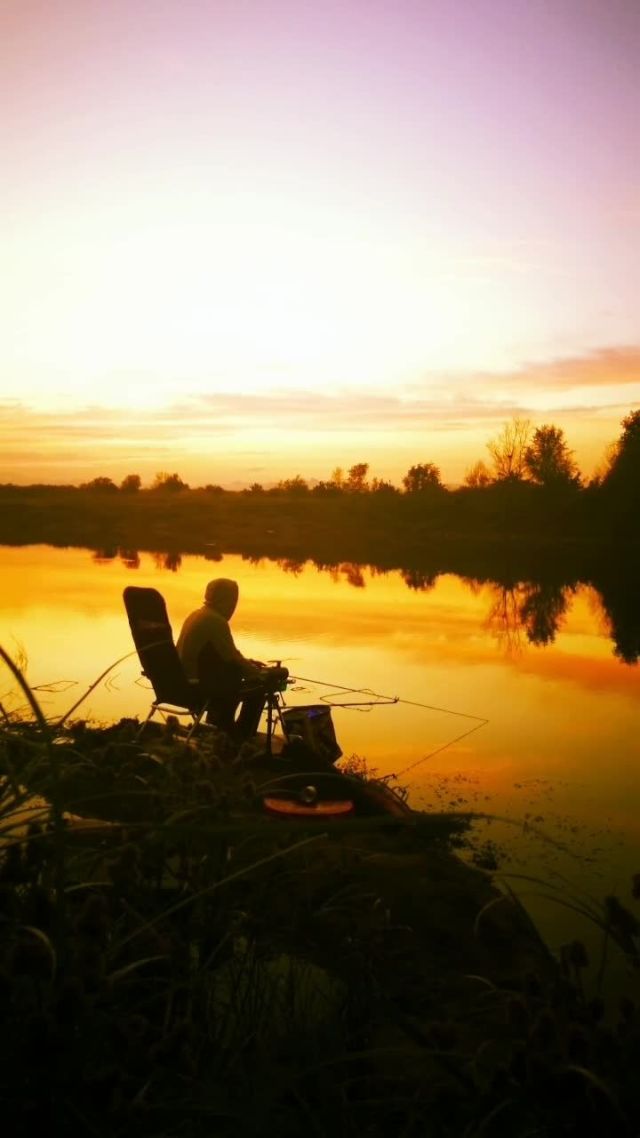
83 543 640 665
400 568 438 592
151 551 182 573
593 577 640 665
341 563 366 588
92 547 118 563
321 562 366 588
519 582 574 646
119 549 140 569
484 586 527 655
279 558 305 577
485 582 574 653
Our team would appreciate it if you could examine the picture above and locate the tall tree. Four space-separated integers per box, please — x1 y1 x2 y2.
80 477 118 493
486 418 531 481
524 425 580 487
152 472 190 492
370 477 398 494
120 473 141 493
604 409 640 495
275 475 309 495
402 463 443 493
346 463 369 492
463 460 492 488
590 440 620 487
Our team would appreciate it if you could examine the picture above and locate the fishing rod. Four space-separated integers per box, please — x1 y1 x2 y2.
288 673 489 779
290 674 487 723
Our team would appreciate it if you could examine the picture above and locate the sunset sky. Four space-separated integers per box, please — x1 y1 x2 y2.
2 0 639 486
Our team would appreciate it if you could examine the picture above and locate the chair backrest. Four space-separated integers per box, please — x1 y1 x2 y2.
123 586 198 710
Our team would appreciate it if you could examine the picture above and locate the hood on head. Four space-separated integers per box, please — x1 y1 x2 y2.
204 578 239 619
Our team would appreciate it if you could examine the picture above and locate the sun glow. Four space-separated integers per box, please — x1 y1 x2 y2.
2 0 639 481
6 175 510 410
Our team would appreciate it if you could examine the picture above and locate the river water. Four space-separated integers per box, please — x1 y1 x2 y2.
2 543 639 965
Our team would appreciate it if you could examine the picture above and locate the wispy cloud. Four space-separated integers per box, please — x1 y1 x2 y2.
493 346 640 391
406 345 640 397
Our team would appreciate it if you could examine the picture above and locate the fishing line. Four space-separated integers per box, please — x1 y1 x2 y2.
291 674 487 723
289 673 489 779
393 719 488 780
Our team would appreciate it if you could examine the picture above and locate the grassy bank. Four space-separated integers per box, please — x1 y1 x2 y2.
2 691 640 1135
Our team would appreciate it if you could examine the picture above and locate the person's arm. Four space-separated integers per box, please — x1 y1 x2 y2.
207 615 263 680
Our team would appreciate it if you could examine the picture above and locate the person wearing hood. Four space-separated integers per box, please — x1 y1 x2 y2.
176 578 287 739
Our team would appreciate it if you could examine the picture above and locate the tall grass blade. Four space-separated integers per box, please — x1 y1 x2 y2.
112 831 329 954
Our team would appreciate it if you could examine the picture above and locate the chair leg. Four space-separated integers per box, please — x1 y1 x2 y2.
136 705 157 741
185 702 211 744
137 702 210 745
185 714 202 744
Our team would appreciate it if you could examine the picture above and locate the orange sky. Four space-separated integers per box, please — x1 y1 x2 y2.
1 1 639 486
1 347 638 487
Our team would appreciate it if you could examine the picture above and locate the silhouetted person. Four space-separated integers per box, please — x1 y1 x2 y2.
176 578 288 740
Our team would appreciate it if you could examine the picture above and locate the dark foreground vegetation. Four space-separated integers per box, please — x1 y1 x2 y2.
2 655 640 1136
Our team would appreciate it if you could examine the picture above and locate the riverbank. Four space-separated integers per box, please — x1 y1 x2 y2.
2 484 639 604
0 484 636 572
2 716 640 1135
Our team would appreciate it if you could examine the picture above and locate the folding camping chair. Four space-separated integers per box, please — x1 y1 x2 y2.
123 586 212 742
123 586 288 749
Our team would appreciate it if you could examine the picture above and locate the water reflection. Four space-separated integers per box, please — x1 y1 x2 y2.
1 543 638 829
519 582 574 647
336 563 366 588
484 582 575 654
152 551 182 573
401 568 438 593
596 579 640 665
280 558 305 577
93 542 640 666
119 549 140 569
2 542 638 982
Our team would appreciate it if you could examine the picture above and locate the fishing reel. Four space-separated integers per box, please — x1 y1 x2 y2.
266 659 293 692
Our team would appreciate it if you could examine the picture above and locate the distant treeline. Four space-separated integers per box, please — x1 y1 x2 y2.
4 409 640 501
0 411 638 566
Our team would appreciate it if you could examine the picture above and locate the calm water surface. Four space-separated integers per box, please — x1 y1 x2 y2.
2 544 639 958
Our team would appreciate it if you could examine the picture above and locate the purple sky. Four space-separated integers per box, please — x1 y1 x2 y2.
2 0 639 483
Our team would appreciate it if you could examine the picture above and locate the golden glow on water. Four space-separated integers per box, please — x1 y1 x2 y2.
2 546 639 893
